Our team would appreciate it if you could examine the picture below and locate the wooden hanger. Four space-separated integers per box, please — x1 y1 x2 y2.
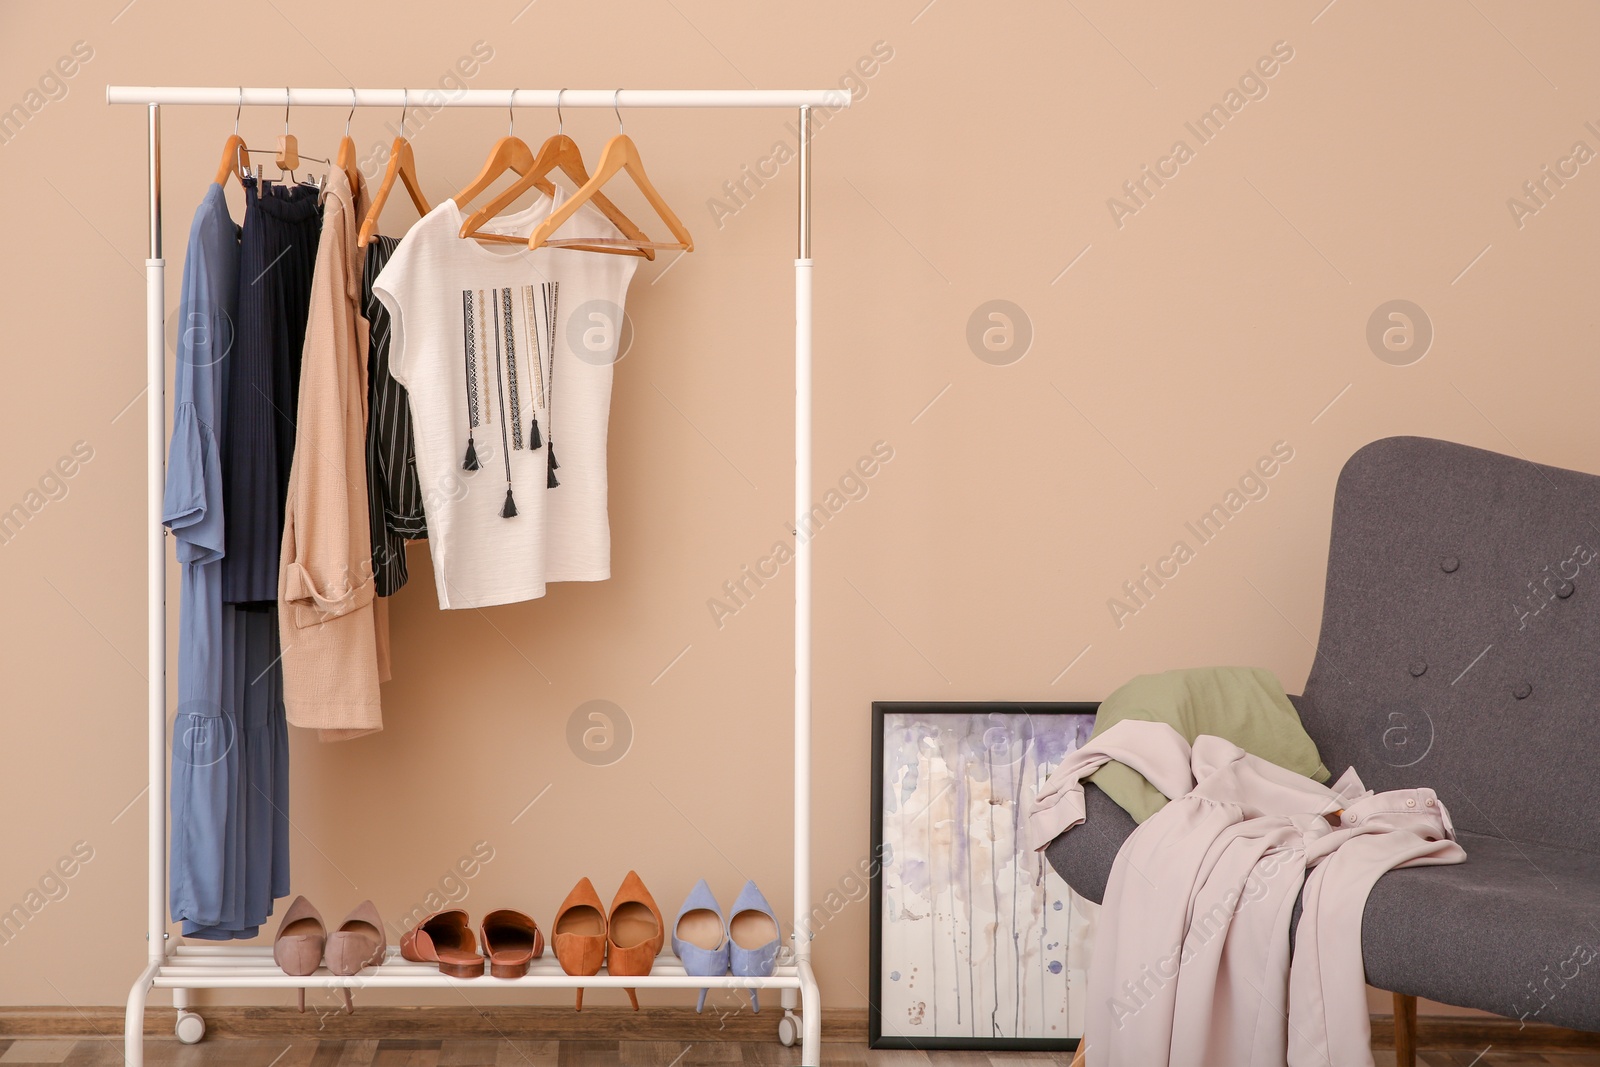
526 92 693 256
334 88 363 193
451 91 540 211
360 91 431 247
215 134 249 187
260 87 332 194
214 89 251 186
459 90 654 259
275 87 300 172
360 139 429 246
226 88 327 197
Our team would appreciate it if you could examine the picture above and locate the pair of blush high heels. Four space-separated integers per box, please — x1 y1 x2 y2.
272 896 387 1012
400 908 545 979
551 870 664 1011
671 880 781 1012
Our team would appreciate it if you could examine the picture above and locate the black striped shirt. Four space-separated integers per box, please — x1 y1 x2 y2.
363 236 428 596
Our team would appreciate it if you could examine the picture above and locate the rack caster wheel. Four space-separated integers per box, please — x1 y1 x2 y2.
777 1011 799 1047
175 1010 206 1044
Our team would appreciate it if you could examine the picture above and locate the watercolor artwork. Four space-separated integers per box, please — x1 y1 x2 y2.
869 702 1099 1050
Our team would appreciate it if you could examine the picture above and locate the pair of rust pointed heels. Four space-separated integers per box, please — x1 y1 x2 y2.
400 907 545 979
552 871 663 1011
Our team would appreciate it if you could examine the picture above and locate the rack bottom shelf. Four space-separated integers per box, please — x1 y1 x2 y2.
150 944 805 990
130 946 820 1063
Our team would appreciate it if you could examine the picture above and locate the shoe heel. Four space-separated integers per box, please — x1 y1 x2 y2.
439 958 483 979
490 959 530 979
672 879 730 1017
575 988 584 1012
729 880 779 1018
625 987 639 1011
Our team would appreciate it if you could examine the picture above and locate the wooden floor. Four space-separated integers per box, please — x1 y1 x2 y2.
4 1038 1600 1067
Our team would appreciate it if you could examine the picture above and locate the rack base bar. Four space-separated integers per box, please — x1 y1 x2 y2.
125 958 160 1064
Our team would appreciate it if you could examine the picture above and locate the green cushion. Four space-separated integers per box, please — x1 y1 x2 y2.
1086 666 1330 822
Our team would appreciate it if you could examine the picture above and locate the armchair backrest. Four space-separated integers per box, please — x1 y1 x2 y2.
1299 436 1600 853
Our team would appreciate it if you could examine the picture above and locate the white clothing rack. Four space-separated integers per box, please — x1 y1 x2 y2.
107 85 843 1065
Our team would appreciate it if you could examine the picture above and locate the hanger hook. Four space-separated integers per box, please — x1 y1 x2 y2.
400 88 408 134
613 88 623 134
346 87 356 136
556 87 566 136
508 89 516 137
235 87 243 134
283 87 291 134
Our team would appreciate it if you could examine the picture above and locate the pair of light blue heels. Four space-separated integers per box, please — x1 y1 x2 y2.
671 879 780 1012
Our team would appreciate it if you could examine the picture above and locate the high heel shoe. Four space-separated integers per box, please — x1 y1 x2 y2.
552 878 607 1010
728 880 780 1013
607 870 664 1012
672 879 730 1013
273 896 326 1013
481 909 544 979
326 900 386 974
400 909 483 978
325 900 386 1013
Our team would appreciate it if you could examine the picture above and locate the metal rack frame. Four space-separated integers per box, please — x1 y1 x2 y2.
105 84 845 1066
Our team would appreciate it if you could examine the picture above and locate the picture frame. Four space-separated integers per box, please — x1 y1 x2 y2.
868 700 1100 1052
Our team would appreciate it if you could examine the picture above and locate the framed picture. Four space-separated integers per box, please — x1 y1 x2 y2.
868 701 1099 1051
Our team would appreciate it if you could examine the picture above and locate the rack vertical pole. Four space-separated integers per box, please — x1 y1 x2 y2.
793 105 818 1062
128 100 167 1067
144 101 167 966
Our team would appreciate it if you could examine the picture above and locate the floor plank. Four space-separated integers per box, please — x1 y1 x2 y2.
817 1044 867 1067
307 1042 346 1067
490 1041 558 1067
0 1041 76 1065
57 1042 126 1067
11 1038 1600 1067
553 1042 617 1067
615 1041 740 1065
332 1040 379 1067
436 1041 500 1067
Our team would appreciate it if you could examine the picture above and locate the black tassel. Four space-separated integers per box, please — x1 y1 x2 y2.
548 443 560 471
547 449 560 488
528 416 542 450
463 436 480 471
501 487 518 518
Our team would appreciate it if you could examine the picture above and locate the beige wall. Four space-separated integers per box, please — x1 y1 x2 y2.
1 0 1596 1024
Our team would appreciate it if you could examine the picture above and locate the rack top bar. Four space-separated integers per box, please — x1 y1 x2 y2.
106 86 848 109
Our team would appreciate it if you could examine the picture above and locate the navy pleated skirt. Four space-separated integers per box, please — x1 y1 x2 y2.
221 177 321 606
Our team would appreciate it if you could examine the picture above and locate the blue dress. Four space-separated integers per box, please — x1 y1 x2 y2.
165 183 242 933
167 183 293 940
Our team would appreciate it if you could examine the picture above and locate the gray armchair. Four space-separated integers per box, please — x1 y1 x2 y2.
1045 436 1600 1061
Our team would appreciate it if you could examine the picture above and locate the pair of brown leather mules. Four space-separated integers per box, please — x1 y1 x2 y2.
272 897 387 1012
399 870 664 1011
400 906 546 978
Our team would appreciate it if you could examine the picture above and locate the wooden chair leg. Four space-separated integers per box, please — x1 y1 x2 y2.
1393 991 1418 1067
1069 1041 1087 1067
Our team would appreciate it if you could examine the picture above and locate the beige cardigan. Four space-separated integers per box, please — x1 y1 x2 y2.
278 168 386 741
1029 720 1463 1067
